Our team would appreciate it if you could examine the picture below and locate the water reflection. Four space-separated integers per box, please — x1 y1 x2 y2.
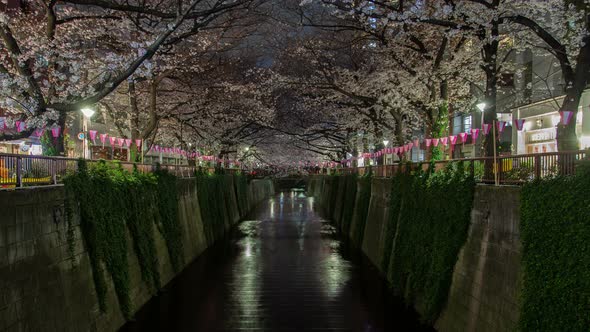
121 189 432 332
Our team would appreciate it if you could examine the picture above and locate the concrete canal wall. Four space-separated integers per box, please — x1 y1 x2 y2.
0 177 274 332
308 175 522 332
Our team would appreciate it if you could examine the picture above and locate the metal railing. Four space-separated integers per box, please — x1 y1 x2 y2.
337 150 587 184
0 153 242 188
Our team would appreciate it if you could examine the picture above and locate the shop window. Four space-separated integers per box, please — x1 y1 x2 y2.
452 116 462 135
463 115 472 132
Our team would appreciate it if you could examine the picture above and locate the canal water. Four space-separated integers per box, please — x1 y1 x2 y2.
121 190 432 332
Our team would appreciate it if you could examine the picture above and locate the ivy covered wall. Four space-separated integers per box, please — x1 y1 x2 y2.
386 164 475 323
519 162 590 331
309 163 475 325
63 161 266 322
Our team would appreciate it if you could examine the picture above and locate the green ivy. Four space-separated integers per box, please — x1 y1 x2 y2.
519 162 590 331
64 160 184 319
340 174 358 236
234 173 250 218
351 175 372 247
379 173 408 273
198 171 251 240
386 162 475 323
431 102 449 161
154 167 184 272
40 131 59 156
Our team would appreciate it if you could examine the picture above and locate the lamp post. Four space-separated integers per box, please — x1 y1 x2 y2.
383 140 389 165
80 108 95 159
477 102 486 126
476 102 486 156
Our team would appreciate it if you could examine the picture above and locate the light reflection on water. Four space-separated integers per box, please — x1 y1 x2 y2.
121 189 432 332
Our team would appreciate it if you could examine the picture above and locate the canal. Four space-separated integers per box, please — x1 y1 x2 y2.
121 190 432 331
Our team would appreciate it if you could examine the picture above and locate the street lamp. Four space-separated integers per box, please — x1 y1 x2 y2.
473 102 487 158
476 102 486 112
382 140 389 165
81 108 95 118
80 108 95 159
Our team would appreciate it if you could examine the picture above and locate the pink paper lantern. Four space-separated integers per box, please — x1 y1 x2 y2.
89 130 97 143
51 126 61 138
559 111 574 126
471 128 480 141
514 119 525 131
15 121 25 133
496 121 507 133
458 132 467 143
449 135 458 145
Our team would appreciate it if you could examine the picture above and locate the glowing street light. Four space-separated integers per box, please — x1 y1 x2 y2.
382 140 389 166
81 108 95 118
476 102 486 112
80 107 95 160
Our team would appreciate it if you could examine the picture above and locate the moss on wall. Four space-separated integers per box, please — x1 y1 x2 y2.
387 163 474 323
351 175 372 247
64 160 184 320
519 162 590 331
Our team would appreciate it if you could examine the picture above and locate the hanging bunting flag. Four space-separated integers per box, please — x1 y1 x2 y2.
100 134 108 148
37 128 44 137
51 126 61 138
514 119 525 131
109 136 116 147
89 130 97 143
432 138 440 147
15 121 25 132
117 138 124 147
559 110 574 126
483 123 492 135
425 138 432 147
449 135 458 145
51 126 61 144
459 132 467 143
440 137 448 146
408 142 414 150
124 138 131 147
135 139 142 150
413 139 419 148
496 121 507 133
393 147 399 154
471 128 480 141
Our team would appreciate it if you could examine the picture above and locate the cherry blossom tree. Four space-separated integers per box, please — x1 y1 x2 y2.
0 0 260 153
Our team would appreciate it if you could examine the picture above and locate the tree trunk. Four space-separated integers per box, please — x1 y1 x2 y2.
55 110 67 156
128 79 140 162
556 31 590 152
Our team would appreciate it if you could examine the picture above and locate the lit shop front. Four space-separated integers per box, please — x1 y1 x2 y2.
512 93 590 154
